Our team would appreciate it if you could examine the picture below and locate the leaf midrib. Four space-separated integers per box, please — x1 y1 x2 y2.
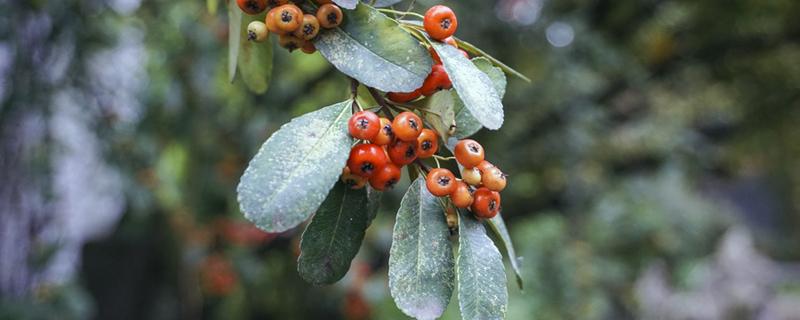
323 187 349 264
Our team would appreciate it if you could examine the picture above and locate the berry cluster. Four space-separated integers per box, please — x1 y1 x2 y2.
386 5 469 103
341 109 506 220
342 110 436 192
237 0 343 53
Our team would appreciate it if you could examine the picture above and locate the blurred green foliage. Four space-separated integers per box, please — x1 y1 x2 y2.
2 0 800 319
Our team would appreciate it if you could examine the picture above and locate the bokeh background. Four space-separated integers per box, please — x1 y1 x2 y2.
2 0 800 319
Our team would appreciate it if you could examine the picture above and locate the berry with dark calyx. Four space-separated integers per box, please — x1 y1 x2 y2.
386 89 422 103
420 64 452 96
347 144 388 178
461 166 482 186
317 4 343 29
392 112 423 142
373 118 394 145
482 166 506 192
348 110 381 140
471 187 500 219
387 140 417 166
278 34 304 52
416 129 439 158
424 5 458 40
265 8 286 35
341 167 367 189
247 21 269 42
369 163 401 191
237 0 268 15
426 168 457 197
274 4 302 32
293 14 320 40
301 41 316 54
451 180 474 208
454 139 485 168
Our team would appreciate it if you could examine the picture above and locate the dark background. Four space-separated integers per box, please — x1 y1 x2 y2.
2 0 800 319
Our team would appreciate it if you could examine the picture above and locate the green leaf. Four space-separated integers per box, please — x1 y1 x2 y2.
457 210 508 320
422 90 456 140
237 16 273 94
366 188 382 224
453 57 507 139
456 38 531 83
227 0 242 83
333 0 358 9
486 213 523 290
431 41 504 130
297 181 369 285
315 4 433 92
237 101 353 232
389 178 455 319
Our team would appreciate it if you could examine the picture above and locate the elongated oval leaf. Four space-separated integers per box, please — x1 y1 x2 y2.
297 181 369 284
389 178 455 319
238 16 273 93
366 188 382 224
453 57 507 138
431 41 504 130
315 4 432 92
333 0 358 9
227 0 242 83
487 213 523 290
458 210 508 320
237 101 353 232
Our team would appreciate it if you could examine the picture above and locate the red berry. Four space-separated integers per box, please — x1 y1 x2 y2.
461 167 482 186
237 0 268 15
392 112 423 142
373 118 394 145
386 89 422 103
347 144 388 178
475 160 494 173
416 129 439 158
369 163 402 191
387 140 418 166
420 64 452 96
274 4 303 32
348 110 381 140
454 139 485 168
451 180 474 208
482 166 506 192
316 4 343 29
471 187 500 219
426 168 457 196
424 5 458 40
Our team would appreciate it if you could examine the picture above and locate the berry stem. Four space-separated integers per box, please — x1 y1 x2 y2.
432 155 455 161
366 87 396 120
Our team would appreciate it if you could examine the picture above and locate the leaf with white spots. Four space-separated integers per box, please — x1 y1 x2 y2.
227 0 242 83
431 41 504 130
458 210 508 320
237 101 353 232
238 15 273 94
389 178 455 319
422 90 456 140
315 3 433 92
297 181 369 285
453 57 506 138
487 213 524 290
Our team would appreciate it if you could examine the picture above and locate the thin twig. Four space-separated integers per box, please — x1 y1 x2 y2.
366 87 396 119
